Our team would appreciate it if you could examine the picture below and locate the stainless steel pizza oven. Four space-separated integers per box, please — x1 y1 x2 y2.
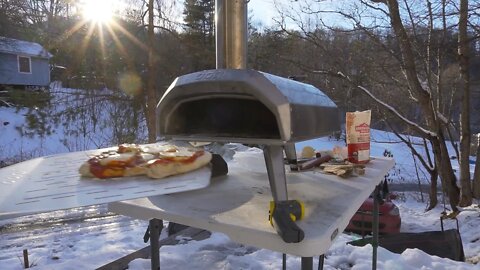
157 69 339 145
156 69 340 243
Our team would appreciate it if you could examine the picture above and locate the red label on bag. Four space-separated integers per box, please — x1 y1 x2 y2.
348 142 370 164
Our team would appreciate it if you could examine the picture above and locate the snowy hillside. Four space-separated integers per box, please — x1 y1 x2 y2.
0 83 148 164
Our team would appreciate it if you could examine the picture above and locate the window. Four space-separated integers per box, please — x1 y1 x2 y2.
18 56 31 73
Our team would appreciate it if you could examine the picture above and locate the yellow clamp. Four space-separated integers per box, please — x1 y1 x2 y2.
269 200 305 226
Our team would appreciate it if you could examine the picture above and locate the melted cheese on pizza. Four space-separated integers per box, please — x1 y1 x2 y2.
147 150 204 165
80 144 211 179
97 152 136 166
146 150 212 179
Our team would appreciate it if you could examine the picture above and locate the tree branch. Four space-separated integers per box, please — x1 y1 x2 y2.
313 69 437 139
386 120 434 172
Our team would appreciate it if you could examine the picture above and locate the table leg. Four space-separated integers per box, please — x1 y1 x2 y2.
149 219 162 270
318 254 324 270
301 257 313 270
372 185 380 270
282 254 286 270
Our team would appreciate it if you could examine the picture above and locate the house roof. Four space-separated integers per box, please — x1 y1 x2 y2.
0 36 52 59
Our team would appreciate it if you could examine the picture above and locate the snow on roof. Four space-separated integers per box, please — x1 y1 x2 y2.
0 36 52 58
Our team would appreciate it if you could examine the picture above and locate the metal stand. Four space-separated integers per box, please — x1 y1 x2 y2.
301 257 313 270
372 185 381 270
149 219 163 270
318 254 324 270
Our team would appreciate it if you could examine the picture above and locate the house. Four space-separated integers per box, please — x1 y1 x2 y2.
0 37 52 88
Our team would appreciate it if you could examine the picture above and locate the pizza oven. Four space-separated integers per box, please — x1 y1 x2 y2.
156 69 339 145
156 69 340 198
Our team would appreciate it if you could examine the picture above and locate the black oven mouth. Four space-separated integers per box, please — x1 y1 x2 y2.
164 96 281 140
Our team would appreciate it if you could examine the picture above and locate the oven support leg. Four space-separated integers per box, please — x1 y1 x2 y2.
149 218 162 270
263 145 288 201
284 143 298 171
264 145 305 243
372 185 380 270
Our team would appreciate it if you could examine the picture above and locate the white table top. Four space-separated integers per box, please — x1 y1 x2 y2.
0 145 211 219
109 150 394 257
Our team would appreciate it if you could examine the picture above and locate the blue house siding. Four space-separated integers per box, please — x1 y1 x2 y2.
0 52 50 86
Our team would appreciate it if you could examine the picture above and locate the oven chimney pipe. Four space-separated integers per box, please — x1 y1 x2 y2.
215 0 248 69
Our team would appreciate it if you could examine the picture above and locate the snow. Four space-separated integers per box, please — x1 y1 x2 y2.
3 203 477 270
0 37 52 58
0 84 148 163
0 85 479 269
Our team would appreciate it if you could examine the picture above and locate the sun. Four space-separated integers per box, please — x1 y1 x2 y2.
82 0 114 24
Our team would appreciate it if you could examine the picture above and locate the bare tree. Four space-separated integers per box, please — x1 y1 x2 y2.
271 0 480 211
458 0 473 206
146 0 157 143
379 0 460 210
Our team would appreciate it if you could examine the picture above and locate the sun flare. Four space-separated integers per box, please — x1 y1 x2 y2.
82 0 114 23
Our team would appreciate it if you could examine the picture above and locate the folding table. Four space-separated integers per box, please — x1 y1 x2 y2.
109 151 394 270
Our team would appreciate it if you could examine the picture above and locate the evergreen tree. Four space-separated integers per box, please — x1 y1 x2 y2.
182 0 215 71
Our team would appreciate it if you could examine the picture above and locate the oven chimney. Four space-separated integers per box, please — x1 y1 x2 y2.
215 0 248 69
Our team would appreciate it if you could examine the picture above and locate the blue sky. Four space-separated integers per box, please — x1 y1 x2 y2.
248 0 278 27
247 0 352 30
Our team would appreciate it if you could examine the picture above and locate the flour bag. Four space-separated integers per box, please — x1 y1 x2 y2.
346 110 371 163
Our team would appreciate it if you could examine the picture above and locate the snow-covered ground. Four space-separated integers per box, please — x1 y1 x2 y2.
0 85 479 269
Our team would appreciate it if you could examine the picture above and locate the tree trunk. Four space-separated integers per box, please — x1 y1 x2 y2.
458 0 472 206
146 0 158 143
432 134 460 212
473 134 480 199
427 169 438 211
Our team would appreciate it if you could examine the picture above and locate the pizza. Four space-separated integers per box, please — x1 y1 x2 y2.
79 143 212 179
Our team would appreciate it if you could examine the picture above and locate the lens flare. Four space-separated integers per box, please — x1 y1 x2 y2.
118 72 142 96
